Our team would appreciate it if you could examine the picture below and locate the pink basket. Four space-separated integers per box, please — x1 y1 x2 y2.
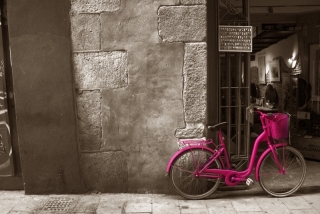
265 113 289 140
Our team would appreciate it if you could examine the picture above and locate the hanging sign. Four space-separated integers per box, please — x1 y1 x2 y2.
219 26 252 52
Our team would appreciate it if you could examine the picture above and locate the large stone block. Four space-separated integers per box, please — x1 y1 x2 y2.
158 5 206 42
100 0 179 51
77 91 102 151
175 123 205 138
80 152 128 192
183 43 207 123
181 0 206 4
73 51 128 89
71 0 121 13
70 14 100 51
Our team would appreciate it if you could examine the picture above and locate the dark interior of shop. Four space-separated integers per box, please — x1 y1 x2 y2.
209 0 320 162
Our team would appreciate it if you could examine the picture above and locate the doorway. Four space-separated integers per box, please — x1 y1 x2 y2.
0 0 23 189
208 0 320 167
207 0 251 168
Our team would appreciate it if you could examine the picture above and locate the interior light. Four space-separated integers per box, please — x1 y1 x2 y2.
292 60 297 68
288 54 298 68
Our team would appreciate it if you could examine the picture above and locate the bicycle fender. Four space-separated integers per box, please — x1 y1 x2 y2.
165 146 221 174
255 143 287 181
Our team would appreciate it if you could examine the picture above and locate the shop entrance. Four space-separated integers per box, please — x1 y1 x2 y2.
207 0 251 169
208 0 320 167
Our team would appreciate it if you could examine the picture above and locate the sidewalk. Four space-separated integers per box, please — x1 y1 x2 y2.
1 191 320 214
1 159 320 214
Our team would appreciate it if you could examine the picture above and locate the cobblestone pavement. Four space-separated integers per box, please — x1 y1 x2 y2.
1 190 320 214
1 159 320 214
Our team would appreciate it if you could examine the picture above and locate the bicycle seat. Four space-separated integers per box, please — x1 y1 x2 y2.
208 122 228 132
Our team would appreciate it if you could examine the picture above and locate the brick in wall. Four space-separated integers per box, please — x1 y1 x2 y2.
77 90 102 151
80 152 128 192
158 5 206 42
71 0 121 13
73 51 128 90
71 14 101 51
181 0 206 5
175 43 207 138
183 43 207 123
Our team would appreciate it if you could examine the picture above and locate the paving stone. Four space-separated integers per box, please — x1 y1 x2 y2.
126 213 151 214
152 195 180 214
206 199 236 214
96 194 126 214
254 197 290 214
180 209 208 214
125 196 152 213
236 212 265 214
74 195 100 212
179 200 207 211
302 193 320 212
290 210 320 214
0 191 25 200
231 198 262 212
0 199 20 214
179 200 207 209
9 195 48 213
280 195 313 210
8 211 35 214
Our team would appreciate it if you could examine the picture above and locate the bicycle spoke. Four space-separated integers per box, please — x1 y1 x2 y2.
180 177 195 192
171 164 194 174
169 148 221 199
258 146 306 197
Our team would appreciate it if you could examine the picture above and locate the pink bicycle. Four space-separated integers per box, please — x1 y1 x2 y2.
166 108 306 199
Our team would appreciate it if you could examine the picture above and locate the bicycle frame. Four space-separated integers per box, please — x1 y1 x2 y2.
166 111 288 187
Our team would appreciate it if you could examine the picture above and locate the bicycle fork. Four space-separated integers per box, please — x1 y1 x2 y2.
255 143 287 181
270 145 286 174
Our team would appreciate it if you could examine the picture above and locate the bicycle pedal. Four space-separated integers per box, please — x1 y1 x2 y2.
246 178 254 186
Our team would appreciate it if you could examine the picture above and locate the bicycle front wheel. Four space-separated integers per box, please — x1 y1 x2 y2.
169 148 222 200
258 146 306 197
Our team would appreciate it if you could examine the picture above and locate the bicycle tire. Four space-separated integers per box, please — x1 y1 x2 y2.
258 145 306 197
169 148 222 200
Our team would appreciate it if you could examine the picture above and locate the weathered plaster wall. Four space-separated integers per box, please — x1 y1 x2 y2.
71 0 207 193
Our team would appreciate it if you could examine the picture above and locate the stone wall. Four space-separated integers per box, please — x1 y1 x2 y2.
70 0 206 193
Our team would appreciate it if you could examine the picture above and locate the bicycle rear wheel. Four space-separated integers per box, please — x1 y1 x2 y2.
258 145 306 197
169 148 221 200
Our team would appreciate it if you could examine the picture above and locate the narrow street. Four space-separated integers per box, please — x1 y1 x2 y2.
1 159 320 214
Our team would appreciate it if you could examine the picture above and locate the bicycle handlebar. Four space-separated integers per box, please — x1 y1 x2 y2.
254 110 272 117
